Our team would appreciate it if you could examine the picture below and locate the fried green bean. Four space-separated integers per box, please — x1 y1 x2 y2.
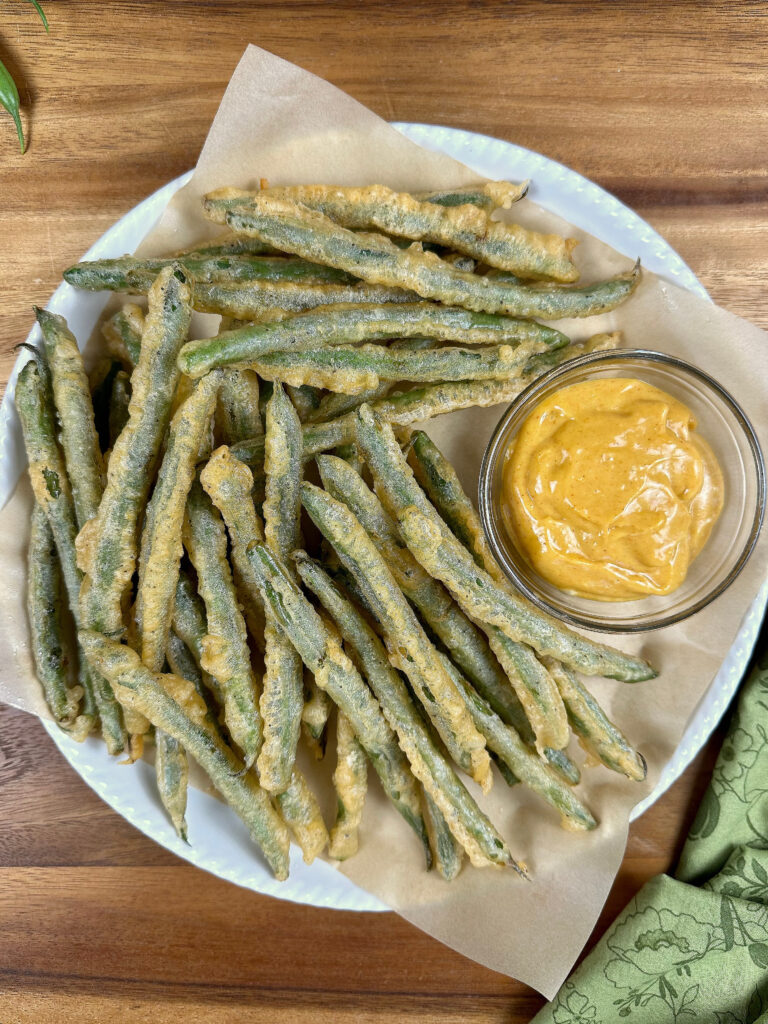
421 790 464 880
101 304 144 367
293 553 520 872
302 676 330 759
79 631 291 879
204 194 640 317
257 384 305 793
543 658 647 781
198 446 267 653
218 183 577 281
136 372 222 674
154 730 189 842
174 232 280 258
172 573 223 707
435 651 596 831
183 480 262 768
63 254 354 293
36 308 104 532
250 338 546 395
414 181 528 209
329 711 367 860
285 384 323 423
108 370 131 450
399 504 655 684
216 368 262 445
15 358 105 740
177 301 568 379
78 267 192 642
245 543 430 862
300 481 491 791
192 279 416 320
274 769 329 864
228 337 616 469
405 429 580 781
27 503 87 735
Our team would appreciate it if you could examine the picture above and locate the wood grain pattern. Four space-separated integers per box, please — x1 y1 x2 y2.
0 1 764 1020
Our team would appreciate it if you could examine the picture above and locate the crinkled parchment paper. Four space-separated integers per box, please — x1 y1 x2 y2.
1 45 767 998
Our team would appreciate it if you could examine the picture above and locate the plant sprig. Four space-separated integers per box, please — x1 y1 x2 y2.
1 1 49 154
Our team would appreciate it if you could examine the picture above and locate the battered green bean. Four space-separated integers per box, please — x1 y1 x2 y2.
108 371 131 450
216 368 262 445
155 730 189 842
78 267 192 642
136 371 222 674
274 769 329 864
329 711 367 860
172 573 223 707
183 480 262 768
27 503 87 735
63 254 354 293
204 194 640 317
258 383 305 792
543 658 647 781
293 553 520 872
15 358 106 742
174 232 280 258
192 279 416 320
78 631 291 879
178 301 568 379
250 339 546 395
245 543 431 862
218 183 577 281
300 481 491 791
198 446 267 653
422 790 464 881
36 308 104 532
101 304 144 367
435 651 596 831
302 676 330 759
414 181 528 209
229 337 617 469
399 505 655 684
285 384 323 423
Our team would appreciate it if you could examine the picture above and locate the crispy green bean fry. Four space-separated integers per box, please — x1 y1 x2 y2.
329 711 367 860
293 554 521 872
27 503 88 736
414 181 528 209
223 183 577 281
172 573 223 707
79 631 291 879
229 336 618 470
421 790 464 881
136 372 221 674
435 651 596 831
245 543 431 862
274 769 329 864
258 383 305 793
300 481 491 791
64 253 354 293
250 338 546 395
543 658 647 782
191 279 416 320
155 730 189 842
178 301 567 379
15 358 110 743
174 232 280 259
203 193 640 317
183 480 262 768
216 368 262 445
101 304 144 367
36 308 104 527
78 267 192 641
286 384 323 423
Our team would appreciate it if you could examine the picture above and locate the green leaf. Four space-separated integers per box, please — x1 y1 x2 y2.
688 786 720 841
23 0 49 31
0 58 24 152
752 857 768 884
748 942 768 969
720 895 735 951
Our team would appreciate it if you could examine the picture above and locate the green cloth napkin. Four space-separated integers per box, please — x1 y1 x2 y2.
533 636 768 1024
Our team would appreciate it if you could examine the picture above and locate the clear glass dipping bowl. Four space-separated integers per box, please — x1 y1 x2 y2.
478 349 766 633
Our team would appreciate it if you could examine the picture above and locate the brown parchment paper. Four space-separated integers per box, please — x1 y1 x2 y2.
2 45 768 998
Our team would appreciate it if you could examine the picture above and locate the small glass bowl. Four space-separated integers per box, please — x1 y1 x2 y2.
478 349 766 633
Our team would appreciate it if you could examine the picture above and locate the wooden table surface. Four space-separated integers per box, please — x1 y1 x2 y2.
1 2 766 1021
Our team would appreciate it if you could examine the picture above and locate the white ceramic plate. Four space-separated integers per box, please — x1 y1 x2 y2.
4 125 765 912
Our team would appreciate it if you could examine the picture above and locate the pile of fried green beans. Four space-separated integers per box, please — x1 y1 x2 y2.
18 179 652 881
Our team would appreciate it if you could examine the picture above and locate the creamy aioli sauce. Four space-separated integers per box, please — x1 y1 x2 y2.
502 378 724 600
